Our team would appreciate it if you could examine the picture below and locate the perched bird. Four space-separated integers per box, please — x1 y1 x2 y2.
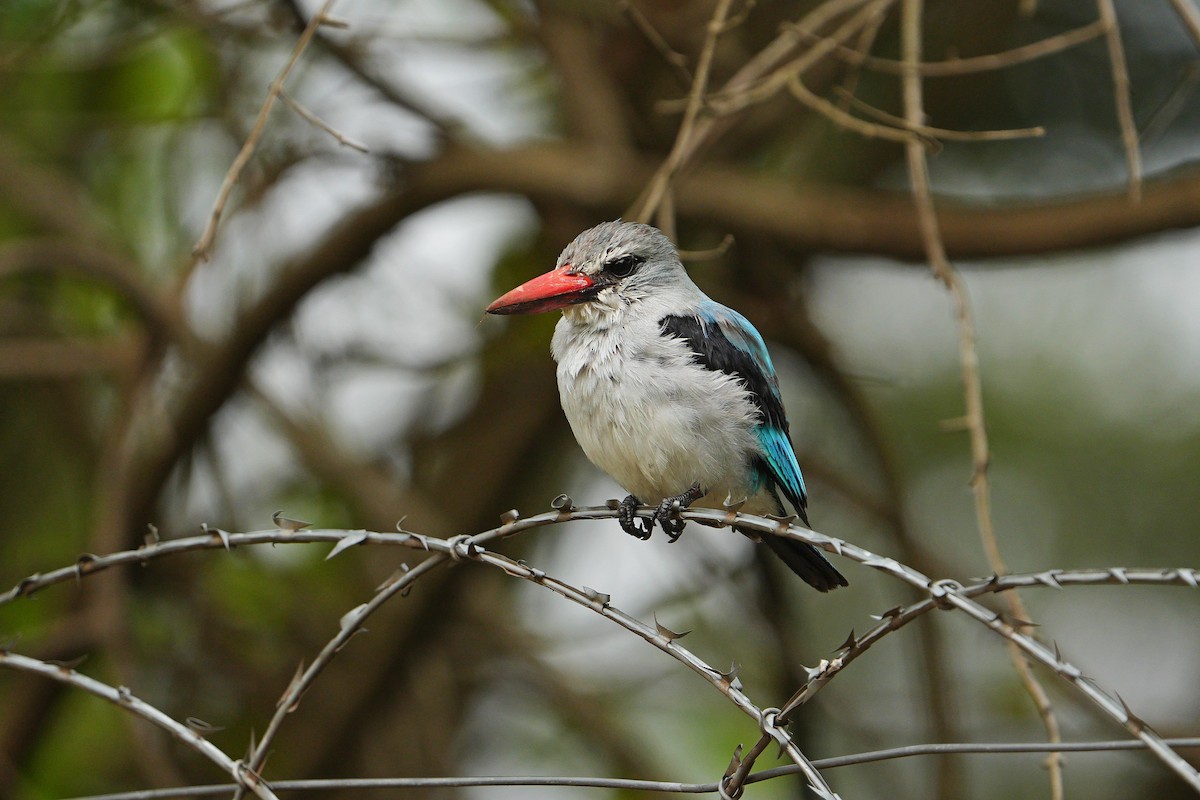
486 221 847 592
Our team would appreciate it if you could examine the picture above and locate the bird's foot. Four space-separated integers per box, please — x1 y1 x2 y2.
657 482 704 543
618 494 653 540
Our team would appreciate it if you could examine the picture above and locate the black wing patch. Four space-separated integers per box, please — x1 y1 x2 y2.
658 314 787 432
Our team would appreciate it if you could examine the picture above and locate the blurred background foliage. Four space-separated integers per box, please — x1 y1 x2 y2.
1 0 1200 798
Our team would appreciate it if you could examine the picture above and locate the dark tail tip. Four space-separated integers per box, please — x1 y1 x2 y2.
759 534 848 592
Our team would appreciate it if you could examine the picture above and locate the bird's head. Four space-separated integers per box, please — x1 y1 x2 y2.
486 221 688 319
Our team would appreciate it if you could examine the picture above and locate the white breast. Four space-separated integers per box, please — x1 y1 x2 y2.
551 307 762 505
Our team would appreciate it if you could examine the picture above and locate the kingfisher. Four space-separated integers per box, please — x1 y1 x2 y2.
486 221 847 592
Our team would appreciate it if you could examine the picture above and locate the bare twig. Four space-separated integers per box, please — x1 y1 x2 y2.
898 1 1063 796
278 0 460 136
619 0 693 86
835 4 889 110
788 75 1044 143
279 89 369 152
801 18 1108 77
191 0 338 261
630 0 736 223
678 234 735 262
1097 0 1142 202
704 0 896 118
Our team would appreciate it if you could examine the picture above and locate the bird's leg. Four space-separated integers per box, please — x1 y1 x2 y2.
657 482 704 543
619 494 653 540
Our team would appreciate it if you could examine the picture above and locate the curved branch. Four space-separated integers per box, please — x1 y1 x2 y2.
0 652 278 800
398 144 1200 260
8 511 1200 790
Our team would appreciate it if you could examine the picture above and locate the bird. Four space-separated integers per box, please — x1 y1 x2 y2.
486 220 847 592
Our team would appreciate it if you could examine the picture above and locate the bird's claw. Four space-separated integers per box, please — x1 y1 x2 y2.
657 499 687 542
656 482 704 543
619 495 653 540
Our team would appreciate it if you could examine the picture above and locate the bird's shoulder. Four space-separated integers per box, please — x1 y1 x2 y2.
657 301 785 419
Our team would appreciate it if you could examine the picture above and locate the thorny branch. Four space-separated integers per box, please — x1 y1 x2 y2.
4 508 1200 796
51 732 1200 800
0 652 278 800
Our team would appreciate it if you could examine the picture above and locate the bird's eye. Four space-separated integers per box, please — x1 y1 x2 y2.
605 254 643 278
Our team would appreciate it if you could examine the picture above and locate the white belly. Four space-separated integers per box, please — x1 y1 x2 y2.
553 315 763 505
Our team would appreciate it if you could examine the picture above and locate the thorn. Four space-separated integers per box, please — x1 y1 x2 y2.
1049 641 1081 677
1180 569 1199 588
837 629 857 651
145 524 160 545
551 494 575 512
117 685 134 703
75 554 98 576
395 515 409 531
1035 570 1063 589
276 662 304 714
808 782 838 800
722 496 747 512
998 612 1039 630
499 509 520 524
334 627 368 651
653 615 691 641
804 660 833 681
873 605 902 621
1115 692 1144 732
326 531 368 560
581 586 610 606
376 563 410 592
186 717 225 735
280 660 308 712
273 510 312 532
15 575 42 598
339 603 368 632
1109 567 1130 584
712 660 740 683
48 654 88 671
